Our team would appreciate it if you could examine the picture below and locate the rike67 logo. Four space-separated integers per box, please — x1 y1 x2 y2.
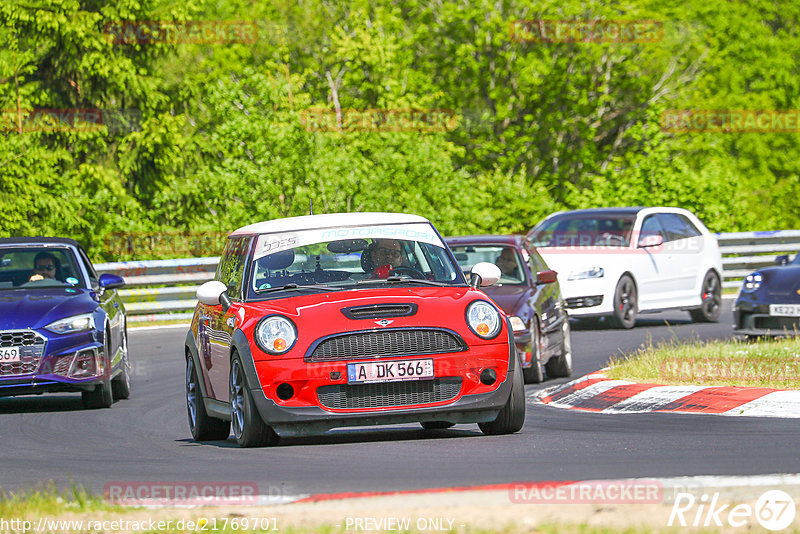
669 490 796 531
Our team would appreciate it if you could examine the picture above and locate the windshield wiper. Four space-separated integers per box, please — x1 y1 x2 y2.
356 276 449 287
254 283 336 294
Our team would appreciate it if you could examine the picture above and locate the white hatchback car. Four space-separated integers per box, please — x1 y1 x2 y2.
527 207 723 328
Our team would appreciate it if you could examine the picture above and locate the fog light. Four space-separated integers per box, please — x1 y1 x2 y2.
480 368 497 385
276 383 294 400
69 349 98 378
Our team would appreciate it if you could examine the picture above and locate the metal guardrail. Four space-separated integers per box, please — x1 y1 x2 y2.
96 231 800 323
716 230 800 289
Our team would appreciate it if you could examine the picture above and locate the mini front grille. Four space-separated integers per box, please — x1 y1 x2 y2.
306 329 467 362
317 378 462 409
0 330 46 377
342 303 417 320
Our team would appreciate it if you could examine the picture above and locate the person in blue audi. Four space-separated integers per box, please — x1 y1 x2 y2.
28 251 62 282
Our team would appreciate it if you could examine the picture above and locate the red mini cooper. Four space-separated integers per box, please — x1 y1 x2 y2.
185 213 525 447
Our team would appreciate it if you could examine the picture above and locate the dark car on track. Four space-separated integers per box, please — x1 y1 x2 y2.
445 235 572 384
734 252 800 338
0 237 130 408
185 213 526 447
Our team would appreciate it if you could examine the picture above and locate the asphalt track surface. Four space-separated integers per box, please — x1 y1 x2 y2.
2 300 799 496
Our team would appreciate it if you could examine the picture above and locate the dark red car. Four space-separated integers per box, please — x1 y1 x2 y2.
185 214 525 447
445 235 572 383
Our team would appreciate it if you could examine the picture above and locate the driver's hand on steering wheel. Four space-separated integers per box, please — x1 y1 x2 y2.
373 264 393 279
29 274 44 282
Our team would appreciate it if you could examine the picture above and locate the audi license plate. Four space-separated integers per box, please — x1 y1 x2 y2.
347 359 434 384
0 347 21 362
769 304 800 317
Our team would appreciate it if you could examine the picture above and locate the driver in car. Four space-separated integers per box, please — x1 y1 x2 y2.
29 252 61 282
366 239 411 279
495 248 520 279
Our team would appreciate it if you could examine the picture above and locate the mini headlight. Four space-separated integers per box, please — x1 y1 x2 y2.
466 301 502 339
743 272 762 292
45 313 95 334
509 316 527 333
255 316 297 355
568 267 605 280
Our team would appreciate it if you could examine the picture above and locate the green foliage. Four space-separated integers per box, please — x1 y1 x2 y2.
1 0 798 260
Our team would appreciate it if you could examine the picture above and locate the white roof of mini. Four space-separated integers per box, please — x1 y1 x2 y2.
229 212 431 236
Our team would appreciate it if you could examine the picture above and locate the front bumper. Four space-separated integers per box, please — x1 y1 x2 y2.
513 331 532 368
233 324 518 436
0 329 107 398
734 300 800 337
559 278 613 317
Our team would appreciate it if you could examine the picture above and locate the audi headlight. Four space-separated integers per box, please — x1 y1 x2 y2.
568 267 605 280
466 301 502 339
743 272 762 292
255 316 297 355
509 316 527 333
45 313 95 334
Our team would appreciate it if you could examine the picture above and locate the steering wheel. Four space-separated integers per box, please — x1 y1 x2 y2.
389 266 426 279
601 233 626 246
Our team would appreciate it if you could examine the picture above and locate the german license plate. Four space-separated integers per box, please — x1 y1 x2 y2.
0 347 20 362
769 304 800 317
347 359 434 384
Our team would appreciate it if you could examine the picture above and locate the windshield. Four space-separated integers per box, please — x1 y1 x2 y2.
530 214 636 248
449 244 526 285
245 223 462 299
0 246 86 290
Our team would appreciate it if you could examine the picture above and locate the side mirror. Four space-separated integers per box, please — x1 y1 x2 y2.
98 273 125 290
197 281 232 312
775 255 790 266
470 262 501 288
536 270 558 284
638 234 664 248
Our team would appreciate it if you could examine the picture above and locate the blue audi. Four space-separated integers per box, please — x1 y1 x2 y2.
0 237 130 408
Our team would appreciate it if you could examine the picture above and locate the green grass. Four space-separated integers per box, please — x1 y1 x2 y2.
605 335 800 389
0 482 112 517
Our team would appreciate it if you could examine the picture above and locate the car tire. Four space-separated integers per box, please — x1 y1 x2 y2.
610 275 637 329
689 271 722 323
478 362 525 436
230 354 278 448
522 317 545 384
420 422 455 430
111 327 131 400
82 336 113 409
186 355 230 441
545 319 573 378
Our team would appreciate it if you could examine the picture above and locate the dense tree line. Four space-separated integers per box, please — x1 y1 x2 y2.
1 0 798 259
